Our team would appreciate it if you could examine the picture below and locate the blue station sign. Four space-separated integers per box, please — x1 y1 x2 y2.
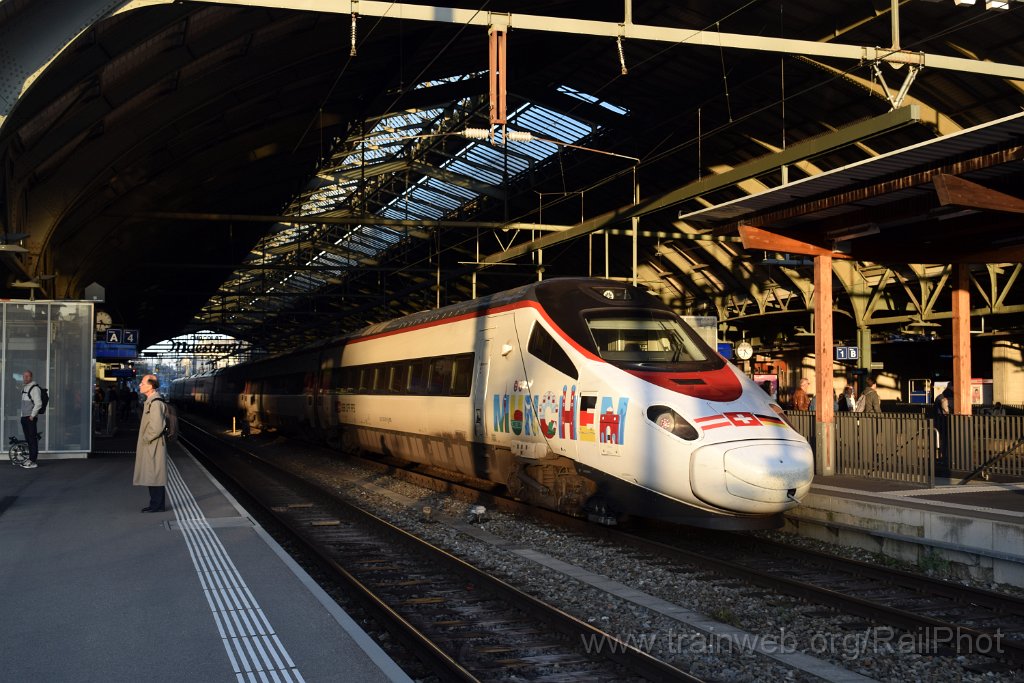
835 346 860 361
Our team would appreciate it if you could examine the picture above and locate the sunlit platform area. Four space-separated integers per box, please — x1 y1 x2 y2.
788 475 1024 587
0 439 411 683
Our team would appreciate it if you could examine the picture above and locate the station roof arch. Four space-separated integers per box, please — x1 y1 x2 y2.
0 1 1023 353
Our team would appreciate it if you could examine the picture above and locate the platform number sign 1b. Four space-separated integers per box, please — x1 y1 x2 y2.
834 346 860 361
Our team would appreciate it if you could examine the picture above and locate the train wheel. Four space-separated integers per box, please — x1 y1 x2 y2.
582 496 621 526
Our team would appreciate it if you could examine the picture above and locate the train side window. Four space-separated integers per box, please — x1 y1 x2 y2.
450 354 473 396
408 360 428 395
335 367 352 393
389 363 410 393
428 358 453 395
528 324 578 379
371 366 385 393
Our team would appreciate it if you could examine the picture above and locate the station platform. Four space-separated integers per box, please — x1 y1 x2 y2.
0 431 413 683
786 474 1024 588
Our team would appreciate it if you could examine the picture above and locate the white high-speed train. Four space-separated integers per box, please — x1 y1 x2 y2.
172 278 813 528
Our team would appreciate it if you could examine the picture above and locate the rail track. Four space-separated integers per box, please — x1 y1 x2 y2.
180 421 701 682
620 527 1024 669
317 436 1024 672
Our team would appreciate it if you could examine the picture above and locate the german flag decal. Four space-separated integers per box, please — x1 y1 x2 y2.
695 411 788 432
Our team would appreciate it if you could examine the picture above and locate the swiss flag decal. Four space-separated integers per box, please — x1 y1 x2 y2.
725 412 762 427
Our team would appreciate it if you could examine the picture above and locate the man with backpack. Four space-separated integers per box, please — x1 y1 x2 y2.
133 374 169 512
858 376 882 413
19 370 44 468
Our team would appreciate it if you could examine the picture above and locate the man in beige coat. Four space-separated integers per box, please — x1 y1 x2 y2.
134 374 169 512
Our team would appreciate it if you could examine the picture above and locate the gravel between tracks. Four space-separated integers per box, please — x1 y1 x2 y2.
254 445 1023 683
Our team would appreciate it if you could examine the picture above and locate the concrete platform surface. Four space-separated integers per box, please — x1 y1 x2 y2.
0 447 413 683
787 474 1024 586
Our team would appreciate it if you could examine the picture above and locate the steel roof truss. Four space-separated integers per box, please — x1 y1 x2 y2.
194 1 1024 80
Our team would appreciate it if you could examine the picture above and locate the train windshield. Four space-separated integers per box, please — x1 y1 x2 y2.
584 312 721 369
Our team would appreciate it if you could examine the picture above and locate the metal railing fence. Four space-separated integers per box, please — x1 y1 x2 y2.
788 410 934 485
786 410 1024 486
947 414 1024 479
834 413 935 485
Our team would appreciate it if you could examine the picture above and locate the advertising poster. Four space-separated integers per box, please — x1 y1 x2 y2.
753 373 778 400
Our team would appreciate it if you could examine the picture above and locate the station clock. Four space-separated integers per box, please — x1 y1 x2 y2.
95 310 113 332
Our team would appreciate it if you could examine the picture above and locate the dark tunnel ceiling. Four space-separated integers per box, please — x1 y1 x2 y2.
1 1 1023 351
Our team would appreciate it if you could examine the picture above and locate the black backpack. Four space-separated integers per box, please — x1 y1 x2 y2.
30 384 49 415
152 397 179 443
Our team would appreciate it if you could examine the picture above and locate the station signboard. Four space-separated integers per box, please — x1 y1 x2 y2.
834 346 860 361
95 342 137 360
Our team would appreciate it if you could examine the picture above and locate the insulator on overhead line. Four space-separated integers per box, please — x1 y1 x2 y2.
462 127 491 139
505 130 534 142
350 12 358 56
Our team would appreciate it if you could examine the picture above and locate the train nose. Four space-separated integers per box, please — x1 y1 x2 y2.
690 440 814 513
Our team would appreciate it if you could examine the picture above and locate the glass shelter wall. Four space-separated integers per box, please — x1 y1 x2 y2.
2 302 92 455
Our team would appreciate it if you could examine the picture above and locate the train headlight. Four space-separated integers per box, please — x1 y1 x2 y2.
646 406 699 441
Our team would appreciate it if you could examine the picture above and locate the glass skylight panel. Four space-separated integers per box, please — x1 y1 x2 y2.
443 153 504 185
316 251 358 268
392 186 460 213
338 239 377 257
514 104 594 144
385 197 444 220
315 251 348 268
557 84 630 116
362 226 402 248
291 273 321 290
349 230 393 252
419 178 475 204
202 79 622 336
421 177 474 204
469 143 531 176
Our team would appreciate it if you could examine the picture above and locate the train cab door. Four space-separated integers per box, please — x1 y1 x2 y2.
314 366 329 433
510 319 579 463
243 379 260 429
473 349 489 441
473 313 518 447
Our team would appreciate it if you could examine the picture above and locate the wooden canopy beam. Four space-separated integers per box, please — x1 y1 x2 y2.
738 225 853 259
933 174 1024 214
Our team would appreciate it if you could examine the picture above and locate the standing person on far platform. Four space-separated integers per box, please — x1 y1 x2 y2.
861 376 882 413
839 385 856 412
792 377 811 411
20 370 43 468
134 374 168 512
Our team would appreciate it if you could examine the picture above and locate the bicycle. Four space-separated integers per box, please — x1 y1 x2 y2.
8 435 34 467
